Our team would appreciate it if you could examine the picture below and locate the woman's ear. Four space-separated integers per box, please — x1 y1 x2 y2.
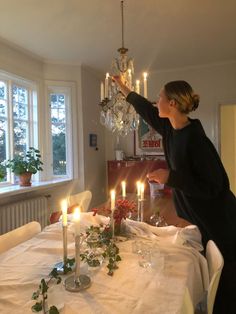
169 99 176 107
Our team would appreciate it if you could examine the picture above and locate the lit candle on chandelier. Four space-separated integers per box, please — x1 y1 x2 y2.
135 80 140 94
100 82 104 101
121 181 126 198
143 72 148 98
105 73 109 98
61 199 68 227
127 69 132 88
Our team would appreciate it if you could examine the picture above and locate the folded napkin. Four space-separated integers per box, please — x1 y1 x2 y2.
125 219 203 251
67 212 110 234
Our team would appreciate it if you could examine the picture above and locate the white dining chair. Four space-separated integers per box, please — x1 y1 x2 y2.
181 287 194 314
195 240 224 314
69 190 92 212
0 221 41 254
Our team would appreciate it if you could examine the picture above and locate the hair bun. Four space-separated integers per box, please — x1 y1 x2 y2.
192 94 200 111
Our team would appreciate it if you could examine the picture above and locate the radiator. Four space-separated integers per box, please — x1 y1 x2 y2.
0 196 49 235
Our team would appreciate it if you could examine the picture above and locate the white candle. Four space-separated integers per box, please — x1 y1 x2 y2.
136 181 141 197
143 72 148 98
61 199 68 227
73 207 81 236
110 189 116 211
140 183 145 200
100 82 104 101
105 73 109 98
135 80 140 94
121 181 126 198
128 69 132 88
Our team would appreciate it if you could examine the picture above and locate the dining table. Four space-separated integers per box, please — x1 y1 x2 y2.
0 210 209 314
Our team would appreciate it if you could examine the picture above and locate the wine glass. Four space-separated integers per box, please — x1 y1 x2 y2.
150 211 168 227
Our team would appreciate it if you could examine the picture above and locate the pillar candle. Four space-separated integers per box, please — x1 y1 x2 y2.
110 189 116 211
73 207 81 236
61 199 68 227
121 181 126 198
143 72 148 98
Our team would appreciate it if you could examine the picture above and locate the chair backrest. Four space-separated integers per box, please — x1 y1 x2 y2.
0 221 41 254
69 190 92 212
206 240 224 314
180 287 194 314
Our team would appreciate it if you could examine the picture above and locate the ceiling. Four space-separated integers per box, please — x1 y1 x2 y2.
0 0 236 74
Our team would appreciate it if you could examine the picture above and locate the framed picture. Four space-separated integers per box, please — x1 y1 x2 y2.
134 117 164 156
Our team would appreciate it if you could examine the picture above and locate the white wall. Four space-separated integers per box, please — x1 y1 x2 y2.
107 61 236 158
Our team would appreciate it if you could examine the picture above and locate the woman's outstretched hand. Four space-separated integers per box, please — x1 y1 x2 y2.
147 169 170 184
112 75 132 97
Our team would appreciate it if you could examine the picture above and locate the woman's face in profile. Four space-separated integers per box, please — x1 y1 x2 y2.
156 88 171 118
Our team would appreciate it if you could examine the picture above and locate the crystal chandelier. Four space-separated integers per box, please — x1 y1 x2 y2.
99 0 148 137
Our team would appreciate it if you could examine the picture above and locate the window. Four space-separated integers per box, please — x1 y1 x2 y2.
0 71 38 184
47 84 73 179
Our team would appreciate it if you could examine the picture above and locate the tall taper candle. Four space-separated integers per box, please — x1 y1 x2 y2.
105 73 109 98
121 181 126 198
100 82 104 101
73 207 81 282
143 72 148 98
61 199 68 227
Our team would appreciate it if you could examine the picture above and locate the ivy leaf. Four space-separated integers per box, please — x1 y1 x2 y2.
32 290 40 300
31 301 43 312
40 278 48 295
49 305 59 314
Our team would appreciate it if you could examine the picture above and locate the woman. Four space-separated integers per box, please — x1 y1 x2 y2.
113 76 236 313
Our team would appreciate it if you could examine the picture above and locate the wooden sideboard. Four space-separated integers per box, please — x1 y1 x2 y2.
107 159 169 195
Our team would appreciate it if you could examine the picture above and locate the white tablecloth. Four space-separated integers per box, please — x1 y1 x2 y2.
0 213 209 314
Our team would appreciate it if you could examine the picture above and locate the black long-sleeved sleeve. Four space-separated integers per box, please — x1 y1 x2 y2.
126 92 168 136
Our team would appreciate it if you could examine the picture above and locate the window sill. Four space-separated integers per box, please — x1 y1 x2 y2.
0 179 72 197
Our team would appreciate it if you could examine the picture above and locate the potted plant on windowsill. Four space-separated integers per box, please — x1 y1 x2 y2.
6 147 43 186
0 163 7 182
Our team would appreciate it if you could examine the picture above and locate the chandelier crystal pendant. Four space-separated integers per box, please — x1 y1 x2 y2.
99 0 148 137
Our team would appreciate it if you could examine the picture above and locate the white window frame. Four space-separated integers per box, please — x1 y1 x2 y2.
0 70 38 185
44 81 77 181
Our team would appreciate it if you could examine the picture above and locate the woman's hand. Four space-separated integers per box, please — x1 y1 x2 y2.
112 75 132 97
147 169 170 184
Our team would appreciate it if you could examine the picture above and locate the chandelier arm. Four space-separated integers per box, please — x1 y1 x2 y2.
121 1 125 48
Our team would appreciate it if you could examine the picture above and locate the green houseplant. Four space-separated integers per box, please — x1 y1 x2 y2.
0 163 7 182
6 147 43 186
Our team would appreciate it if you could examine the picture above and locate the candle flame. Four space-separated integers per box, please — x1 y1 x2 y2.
74 207 81 221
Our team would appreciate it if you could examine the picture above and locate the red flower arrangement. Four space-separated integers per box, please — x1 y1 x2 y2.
92 198 137 234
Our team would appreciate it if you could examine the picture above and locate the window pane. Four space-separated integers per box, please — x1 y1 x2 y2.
0 81 7 100
0 119 7 161
13 121 27 155
13 85 28 119
0 99 7 117
50 93 67 176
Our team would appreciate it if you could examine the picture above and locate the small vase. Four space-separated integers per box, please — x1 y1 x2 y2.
19 172 32 186
114 219 126 236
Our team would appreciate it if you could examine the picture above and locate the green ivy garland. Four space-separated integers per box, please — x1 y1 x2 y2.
31 224 121 312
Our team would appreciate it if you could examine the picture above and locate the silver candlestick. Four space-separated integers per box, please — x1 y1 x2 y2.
110 210 115 239
55 225 68 274
65 234 91 292
137 198 144 222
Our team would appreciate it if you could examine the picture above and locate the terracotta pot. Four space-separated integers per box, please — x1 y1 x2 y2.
19 172 32 186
